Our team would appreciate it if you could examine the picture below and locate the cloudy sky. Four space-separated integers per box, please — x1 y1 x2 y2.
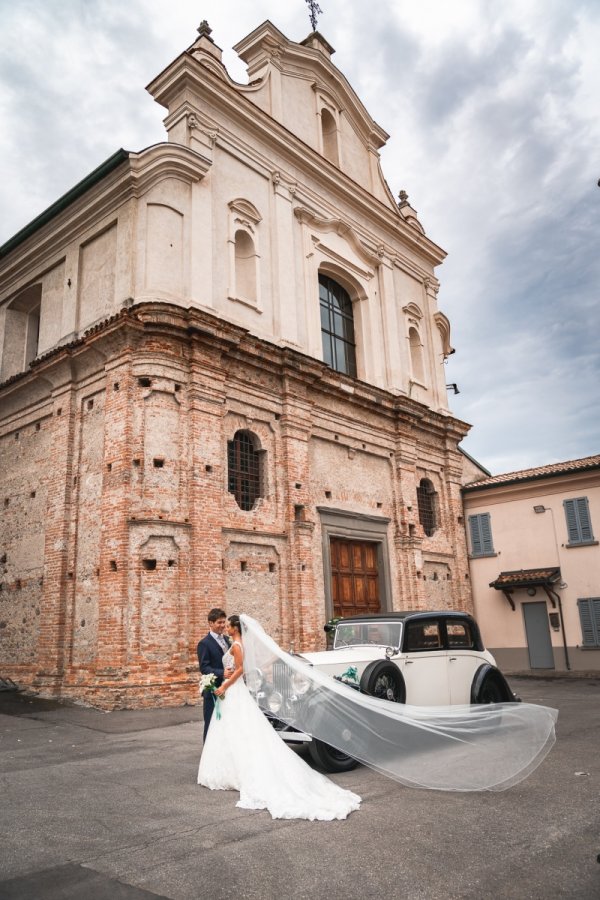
1 0 598 475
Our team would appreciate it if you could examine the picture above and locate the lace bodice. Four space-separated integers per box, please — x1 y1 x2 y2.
222 639 242 671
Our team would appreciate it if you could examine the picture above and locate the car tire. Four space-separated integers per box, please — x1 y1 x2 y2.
307 738 359 773
471 664 515 703
359 660 406 703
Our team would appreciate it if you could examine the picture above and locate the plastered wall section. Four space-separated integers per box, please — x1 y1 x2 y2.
464 477 600 670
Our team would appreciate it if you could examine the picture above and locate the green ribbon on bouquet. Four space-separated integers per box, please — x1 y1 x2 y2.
340 666 359 683
214 694 223 720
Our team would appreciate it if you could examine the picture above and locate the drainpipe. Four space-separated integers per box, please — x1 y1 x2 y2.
533 505 571 672
549 587 571 671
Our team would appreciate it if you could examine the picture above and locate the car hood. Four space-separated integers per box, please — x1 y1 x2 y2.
301 646 391 667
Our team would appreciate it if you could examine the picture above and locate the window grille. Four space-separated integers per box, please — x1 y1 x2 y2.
227 431 262 511
319 275 357 377
417 478 437 537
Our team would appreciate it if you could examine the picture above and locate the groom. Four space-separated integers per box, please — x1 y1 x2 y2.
197 607 230 741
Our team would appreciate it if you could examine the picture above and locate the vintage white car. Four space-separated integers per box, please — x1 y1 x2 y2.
261 610 519 772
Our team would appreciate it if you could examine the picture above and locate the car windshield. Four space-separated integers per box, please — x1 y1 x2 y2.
334 621 402 649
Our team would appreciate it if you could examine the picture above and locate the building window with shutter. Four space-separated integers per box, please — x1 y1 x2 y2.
468 512 495 557
319 275 357 377
577 598 600 647
564 497 595 546
227 430 263 511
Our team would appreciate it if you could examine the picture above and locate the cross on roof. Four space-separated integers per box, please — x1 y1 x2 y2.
305 0 323 32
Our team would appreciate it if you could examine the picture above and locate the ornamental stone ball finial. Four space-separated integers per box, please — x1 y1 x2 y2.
398 190 409 204
197 20 213 38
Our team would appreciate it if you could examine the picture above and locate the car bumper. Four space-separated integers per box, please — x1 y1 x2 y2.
264 711 313 743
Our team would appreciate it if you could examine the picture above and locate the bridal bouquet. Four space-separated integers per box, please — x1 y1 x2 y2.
200 674 218 695
200 673 223 719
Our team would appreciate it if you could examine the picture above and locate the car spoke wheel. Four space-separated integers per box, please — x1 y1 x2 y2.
359 660 406 703
372 673 399 701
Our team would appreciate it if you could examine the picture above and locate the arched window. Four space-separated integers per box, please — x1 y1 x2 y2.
409 326 425 383
417 478 437 537
321 108 339 165
227 431 263 511
234 230 257 303
319 275 357 377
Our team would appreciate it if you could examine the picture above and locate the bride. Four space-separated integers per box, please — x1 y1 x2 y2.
197 614 361 820
200 613 558 799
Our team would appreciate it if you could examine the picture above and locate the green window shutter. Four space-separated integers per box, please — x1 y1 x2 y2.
480 512 494 553
577 498 594 542
564 497 594 544
578 598 600 647
468 513 493 556
564 499 579 542
469 515 482 555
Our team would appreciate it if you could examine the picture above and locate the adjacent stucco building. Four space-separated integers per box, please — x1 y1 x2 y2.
463 454 600 673
0 21 472 707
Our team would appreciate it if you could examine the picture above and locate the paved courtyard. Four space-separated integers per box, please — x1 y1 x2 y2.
0 676 598 900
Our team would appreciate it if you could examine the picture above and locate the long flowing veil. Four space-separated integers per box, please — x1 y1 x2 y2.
240 614 558 792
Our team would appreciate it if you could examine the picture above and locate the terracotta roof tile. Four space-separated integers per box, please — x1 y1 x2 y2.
490 568 561 589
463 454 600 491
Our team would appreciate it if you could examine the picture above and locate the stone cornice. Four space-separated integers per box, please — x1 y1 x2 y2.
0 301 470 447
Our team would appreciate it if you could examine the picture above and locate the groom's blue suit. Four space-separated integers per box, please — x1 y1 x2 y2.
197 632 230 741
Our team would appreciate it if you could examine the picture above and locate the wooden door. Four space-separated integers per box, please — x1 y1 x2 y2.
330 538 380 618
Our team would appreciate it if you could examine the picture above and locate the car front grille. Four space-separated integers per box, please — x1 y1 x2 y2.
272 660 292 702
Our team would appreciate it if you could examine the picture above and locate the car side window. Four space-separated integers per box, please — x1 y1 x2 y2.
405 620 442 652
446 620 475 649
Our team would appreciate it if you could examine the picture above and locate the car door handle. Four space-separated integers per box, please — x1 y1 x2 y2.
449 657 457 661
405 660 414 664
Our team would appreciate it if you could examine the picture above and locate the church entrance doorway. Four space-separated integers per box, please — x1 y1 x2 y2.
330 538 380 618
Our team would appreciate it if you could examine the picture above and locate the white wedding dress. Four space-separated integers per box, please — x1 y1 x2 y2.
197 641 361 820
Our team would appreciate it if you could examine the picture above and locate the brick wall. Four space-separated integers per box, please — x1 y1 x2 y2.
0 302 471 708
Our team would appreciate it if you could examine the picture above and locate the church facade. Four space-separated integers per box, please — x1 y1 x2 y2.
0 21 471 708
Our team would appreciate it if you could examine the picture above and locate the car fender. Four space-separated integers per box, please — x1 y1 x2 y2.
470 664 519 703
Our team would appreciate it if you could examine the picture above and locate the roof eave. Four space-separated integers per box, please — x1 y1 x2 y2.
0 149 130 260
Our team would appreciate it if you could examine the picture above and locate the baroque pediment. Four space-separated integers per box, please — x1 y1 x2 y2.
234 21 389 150
294 207 382 268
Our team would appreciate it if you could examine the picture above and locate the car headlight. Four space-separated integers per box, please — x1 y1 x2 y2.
267 691 283 714
245 668 264 693
291 671 312 696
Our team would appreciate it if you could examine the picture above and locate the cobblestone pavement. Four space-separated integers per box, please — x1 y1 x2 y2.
0 676 598 900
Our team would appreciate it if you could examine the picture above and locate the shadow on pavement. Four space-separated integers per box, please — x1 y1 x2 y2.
0 689 202 734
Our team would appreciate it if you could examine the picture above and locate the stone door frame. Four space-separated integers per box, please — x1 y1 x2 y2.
318 507 392 621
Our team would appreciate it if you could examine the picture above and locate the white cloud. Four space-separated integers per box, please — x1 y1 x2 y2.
1 0 598 474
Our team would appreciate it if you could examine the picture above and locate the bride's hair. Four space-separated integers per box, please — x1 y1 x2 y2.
228 614 241 632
